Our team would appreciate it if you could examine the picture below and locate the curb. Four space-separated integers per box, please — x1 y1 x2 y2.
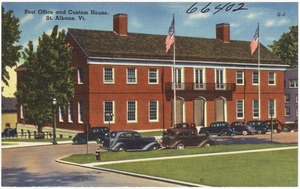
56 157 209 187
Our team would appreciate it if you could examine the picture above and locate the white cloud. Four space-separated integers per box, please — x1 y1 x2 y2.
184 13 210 26
130 17 142 29
246 12 264 20
20 14 33 25
264 17 290 27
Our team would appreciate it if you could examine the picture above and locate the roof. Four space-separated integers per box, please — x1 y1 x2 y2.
2 97 17 113
67 28 286 65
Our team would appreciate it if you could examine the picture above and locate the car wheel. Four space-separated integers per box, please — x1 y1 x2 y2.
96 137 103 144
176 143 185 149
152 144 160 150
73 140 79 144
257 130 262 134
222 131 228 136
117 145 126 152
242 131 248 135
273 129 278 134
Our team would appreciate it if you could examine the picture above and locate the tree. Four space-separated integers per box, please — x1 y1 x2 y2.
2 6 22 86
269 25 298 68
15 25 74 133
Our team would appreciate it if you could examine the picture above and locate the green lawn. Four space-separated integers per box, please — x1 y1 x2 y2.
62 143 296 164
99 149 298 187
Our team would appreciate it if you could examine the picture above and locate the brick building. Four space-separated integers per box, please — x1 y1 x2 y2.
17 13 288 131
284 68 298 125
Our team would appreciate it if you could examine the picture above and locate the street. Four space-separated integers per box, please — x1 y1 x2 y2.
1 143 179 187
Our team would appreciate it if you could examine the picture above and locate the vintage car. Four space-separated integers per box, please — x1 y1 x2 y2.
264 119 285 133
172 123 198 133
72 126 110 144
231 121 256 135
1 128 17 138
199 122 235 136
102 130 160 152
246 121 267 134
162 128 214 149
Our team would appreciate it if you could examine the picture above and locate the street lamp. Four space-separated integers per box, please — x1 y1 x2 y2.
52 98 57 145
105 112 114 130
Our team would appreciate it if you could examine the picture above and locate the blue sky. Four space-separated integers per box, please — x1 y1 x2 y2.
2 1 298 51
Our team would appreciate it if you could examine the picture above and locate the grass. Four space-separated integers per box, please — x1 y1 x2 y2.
99 149 297 187
140 131 162 137
61 143 296 164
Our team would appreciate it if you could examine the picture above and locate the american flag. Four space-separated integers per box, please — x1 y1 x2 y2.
250 25 259 55
165 16 175 53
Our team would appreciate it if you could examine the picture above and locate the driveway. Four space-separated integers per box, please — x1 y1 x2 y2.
1 143 179 187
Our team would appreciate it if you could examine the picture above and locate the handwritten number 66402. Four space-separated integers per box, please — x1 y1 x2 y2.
186 2 248 15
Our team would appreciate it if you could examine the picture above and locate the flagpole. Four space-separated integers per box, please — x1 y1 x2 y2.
173 14 176 126
257 23 261 120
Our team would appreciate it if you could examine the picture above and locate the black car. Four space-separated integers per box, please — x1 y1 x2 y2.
2 128 17 138
246 121 267 134
231 122 256 135
264 119 283 133
72 126 109 144
199 122 235 136
103 130 160 152
162 128 214 149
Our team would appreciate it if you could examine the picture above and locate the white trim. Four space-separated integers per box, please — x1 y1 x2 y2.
78 101 83 124
103 67 115 84
104 101 115 124
87 58 288 71
149 100 159 122
127 68 137 84
236 71 244 85
236 99 244 119
127 101 137 123
268 72 276 86
148 69 159 84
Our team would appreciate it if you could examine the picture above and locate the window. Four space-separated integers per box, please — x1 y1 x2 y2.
236 100 244 119
59 107 64 122
252 72 259 85
127 68 137 84
285 95 290 103
104 101 114 123
104 68 114 83
78 101 83 123
268 99 276 117
149 100 158 121
289 79 298 88
215 69 225 89
78 68 83 84
127 101 137 122
285 107 291 116
68 103 73 123
195 68 205 89
296 94 298 103
148 69 158 84
174 67 183 89
236 71 244 85
268 72 276 85
253 100 259 118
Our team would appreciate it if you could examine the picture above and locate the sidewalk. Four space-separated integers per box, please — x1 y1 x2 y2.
1 140 74 149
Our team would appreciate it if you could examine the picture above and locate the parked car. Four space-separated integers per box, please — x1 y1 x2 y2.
1 128 17 138
72 126 109 144
102 130 160 152
231 122 256 135
162 128 214 149
172 122 198 133
265 119 285 133
199 122 235 136
246 121 267 134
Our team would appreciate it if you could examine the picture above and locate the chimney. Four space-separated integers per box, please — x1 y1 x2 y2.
113 13 128 36
216 23 230 43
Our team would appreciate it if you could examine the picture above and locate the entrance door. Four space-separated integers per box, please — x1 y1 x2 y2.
215 97 225 122
194 98 205 126
172 98 184 124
